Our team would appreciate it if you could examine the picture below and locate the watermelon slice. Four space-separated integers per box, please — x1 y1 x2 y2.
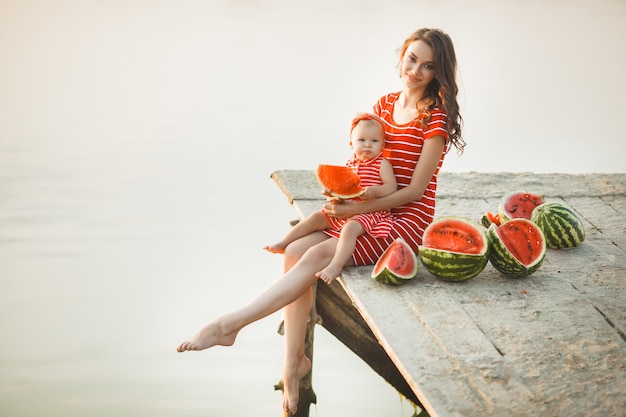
371 238 418 285
316 164 364 199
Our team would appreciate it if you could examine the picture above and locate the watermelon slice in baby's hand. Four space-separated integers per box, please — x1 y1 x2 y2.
316 164 364 199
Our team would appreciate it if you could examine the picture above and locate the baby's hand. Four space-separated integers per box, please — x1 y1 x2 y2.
321 189 344 204
359 187 375 200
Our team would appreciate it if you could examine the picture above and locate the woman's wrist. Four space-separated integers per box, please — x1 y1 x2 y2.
355 197 374 215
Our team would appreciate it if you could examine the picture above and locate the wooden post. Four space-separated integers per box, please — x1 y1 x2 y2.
274 282 319 416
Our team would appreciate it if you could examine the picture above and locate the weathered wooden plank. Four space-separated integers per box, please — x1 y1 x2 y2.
340 267 536 416
270 170 626 201
566 196 626 252
436 172 626 199
456 275 626 416
603 194 626 216
271 170 320 203
272 171 626 417
340 250 626 416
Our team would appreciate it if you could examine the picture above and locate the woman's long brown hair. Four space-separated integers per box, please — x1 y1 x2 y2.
398 28 465 154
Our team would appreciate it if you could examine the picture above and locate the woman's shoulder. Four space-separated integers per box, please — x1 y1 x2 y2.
374 91 401 117
427 106 449 123
376 91 401 105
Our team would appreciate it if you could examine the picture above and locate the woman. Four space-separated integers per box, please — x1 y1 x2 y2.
177 28 465 415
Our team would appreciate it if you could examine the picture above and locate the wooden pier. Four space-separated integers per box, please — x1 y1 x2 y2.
271 170 626 417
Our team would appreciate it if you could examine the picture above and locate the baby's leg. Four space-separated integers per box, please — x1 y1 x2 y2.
316 220 364 284
264 211 330 254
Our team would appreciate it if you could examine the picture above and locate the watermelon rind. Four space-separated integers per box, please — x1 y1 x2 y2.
419 247 488 282
487 220 546 278
371 238 418 286
498 191 544 223
418 216 489 282
480 213 494 228
372 270 411 286
530 203 585 249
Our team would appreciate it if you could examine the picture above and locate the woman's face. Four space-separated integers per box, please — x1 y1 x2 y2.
400 40 436 91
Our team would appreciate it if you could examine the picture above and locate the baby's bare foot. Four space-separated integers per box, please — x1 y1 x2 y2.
263 242 286 254
176 318 238 352
282 355 312 415
315 264 342 284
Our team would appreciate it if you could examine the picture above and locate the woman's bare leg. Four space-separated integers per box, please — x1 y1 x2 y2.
264 211 329 254
281 296 312 415
176 232 331 353
279 233 336 414
316 220 364 284
176 231 346 415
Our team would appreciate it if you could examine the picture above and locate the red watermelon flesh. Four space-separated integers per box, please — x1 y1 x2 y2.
422 217 486 255
500 191 544 220
371 238 418 285
495 219 544 266
375 239 414 276
316 164 364 199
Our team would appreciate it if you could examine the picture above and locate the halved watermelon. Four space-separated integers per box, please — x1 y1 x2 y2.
371 238 418 285
488 218 546 277
498 191 544 223
419 216 489 281
316 164 364 199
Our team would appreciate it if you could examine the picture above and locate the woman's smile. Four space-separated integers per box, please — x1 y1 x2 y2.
406 73 421 84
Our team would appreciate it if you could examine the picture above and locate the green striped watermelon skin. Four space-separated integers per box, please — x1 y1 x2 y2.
487 220 546 277
372 270 413 286
419 247 488 282
531 203 585 249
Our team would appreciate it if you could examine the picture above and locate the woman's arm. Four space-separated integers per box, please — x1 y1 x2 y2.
324 136 446 219
360 158 397 200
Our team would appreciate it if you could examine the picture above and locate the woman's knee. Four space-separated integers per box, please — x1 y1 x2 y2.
300 238 336 264
284 232 328 266
284 239 307 262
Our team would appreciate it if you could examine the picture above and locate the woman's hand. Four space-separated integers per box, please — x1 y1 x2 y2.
322 198 361 220
321 189 360 219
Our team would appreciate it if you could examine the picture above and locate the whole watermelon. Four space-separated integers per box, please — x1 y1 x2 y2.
530 202 585 249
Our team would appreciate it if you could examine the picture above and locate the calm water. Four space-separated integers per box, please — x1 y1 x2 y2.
1 1 624 416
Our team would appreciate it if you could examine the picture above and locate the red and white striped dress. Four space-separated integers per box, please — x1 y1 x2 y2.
324 153 396 238
324 92 450 265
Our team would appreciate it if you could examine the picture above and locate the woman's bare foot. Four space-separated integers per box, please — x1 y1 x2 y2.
315 264 342 284
176 318 238 352
263 242 287 254
282 355 312 415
